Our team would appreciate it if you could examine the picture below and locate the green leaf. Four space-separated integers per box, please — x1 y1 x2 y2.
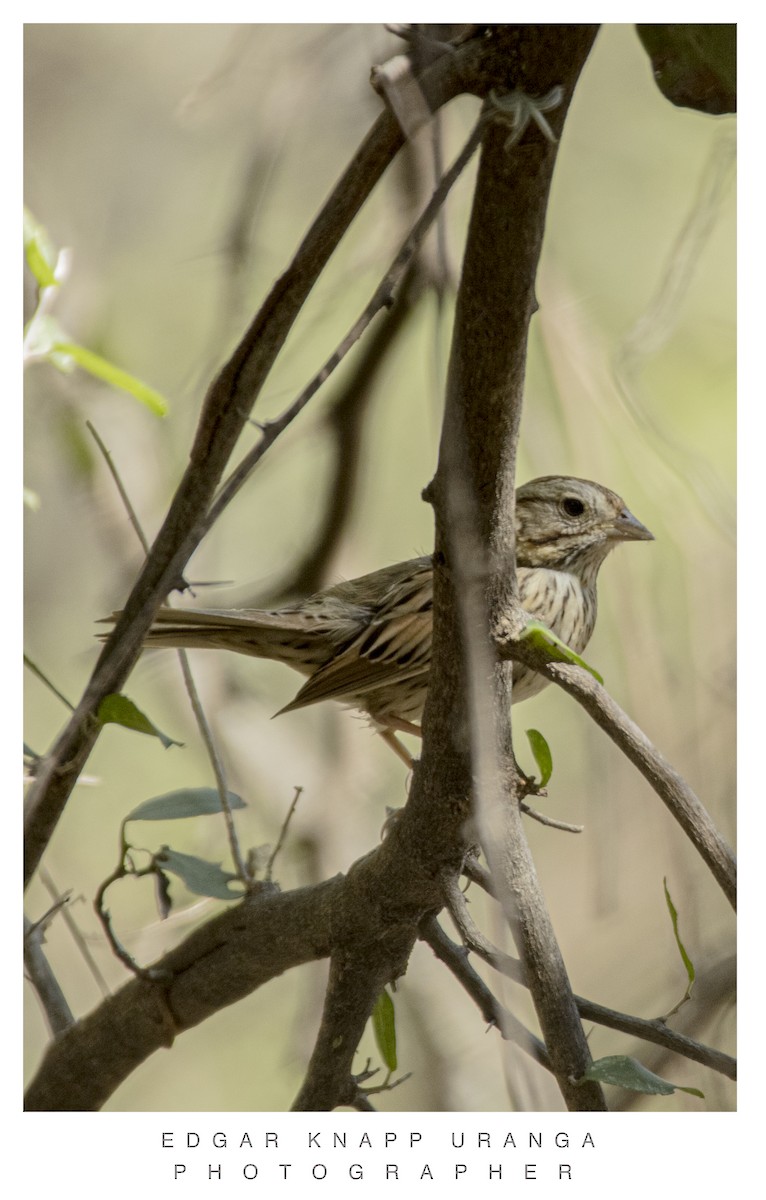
54 342 168 416
97 694 183 749
636 24 736 114
579 1055 704 1099
526 728 553 787
154 847 245 900
372 989 398 1073
520 619 604 685
23 208 59 288
126 787 246 823
663 878 696 1014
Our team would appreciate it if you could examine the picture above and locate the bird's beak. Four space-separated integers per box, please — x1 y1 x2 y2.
614 507 654 542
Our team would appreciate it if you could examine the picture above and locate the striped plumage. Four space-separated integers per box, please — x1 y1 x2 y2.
132 476 653 738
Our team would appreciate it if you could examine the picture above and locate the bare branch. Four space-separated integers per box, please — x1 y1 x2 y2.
265 787 303 881
40 869 110 999
498 645 736 909
290 950 394 1112
420 916 551 1070
440 873 735 1080
442 873 524 984
24 912 75 1036
23 41 483 889
25 875 345 1110
575 993 736 1081
418 24 606 1111
204 114 485 534
444 867 734 1081
176 649 250 885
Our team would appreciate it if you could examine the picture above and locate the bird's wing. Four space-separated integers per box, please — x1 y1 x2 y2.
278 564 433 713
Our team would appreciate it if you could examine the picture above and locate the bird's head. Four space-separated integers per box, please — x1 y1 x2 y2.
515 475 654 581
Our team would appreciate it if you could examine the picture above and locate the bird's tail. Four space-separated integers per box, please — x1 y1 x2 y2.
99 607 331 671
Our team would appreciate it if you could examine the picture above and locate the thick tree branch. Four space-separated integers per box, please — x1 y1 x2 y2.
25 877 343 1110
418 24 606 1111
22 37 491 890
26 801 456 1111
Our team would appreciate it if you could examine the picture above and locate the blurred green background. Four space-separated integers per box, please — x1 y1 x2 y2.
24 25 735 1112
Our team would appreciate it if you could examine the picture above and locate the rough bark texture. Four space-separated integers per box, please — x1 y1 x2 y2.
25 26 731 1115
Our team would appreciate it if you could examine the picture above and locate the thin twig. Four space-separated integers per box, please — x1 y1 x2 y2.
204 113 486 533
255 265 428 603
87 425 249 886
176 649 250 885
575 994 736 1081
520 800 584 833
265 787 303 881
41 868 111 998
86 420 151 556
93 862 167 980
23 656 75 711
420 916 551 1070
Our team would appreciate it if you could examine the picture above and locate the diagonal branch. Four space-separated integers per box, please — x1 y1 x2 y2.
420 915 551 1070
22 39 487 890
25 875 344 1110
497 644 736 909
439 868 734 1080
203 113 485 534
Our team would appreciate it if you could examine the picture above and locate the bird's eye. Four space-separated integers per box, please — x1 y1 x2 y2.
562 496 585 517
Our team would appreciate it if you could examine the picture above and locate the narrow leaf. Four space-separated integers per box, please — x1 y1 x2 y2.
54 341 168 416
662 877 696 1017
126 787 246 823
98 693 183 748
23 208 58 288
372 989 398 1072
521 619 604 684
155 847 244 901
526 728 553 787
580 1054 704 1099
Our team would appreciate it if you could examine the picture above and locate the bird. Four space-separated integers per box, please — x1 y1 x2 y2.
111 476 652 760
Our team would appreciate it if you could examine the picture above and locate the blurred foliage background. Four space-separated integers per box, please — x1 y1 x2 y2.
24 25 735 1111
